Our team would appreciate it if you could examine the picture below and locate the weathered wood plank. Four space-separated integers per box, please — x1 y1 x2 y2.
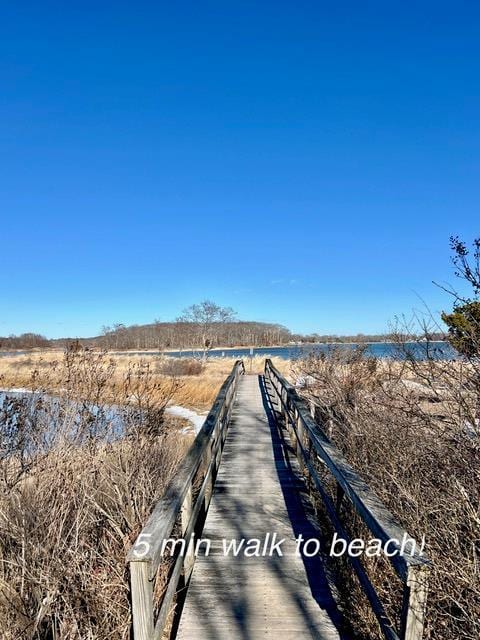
176 375 342 640
401 565 429 640
130 562 154 640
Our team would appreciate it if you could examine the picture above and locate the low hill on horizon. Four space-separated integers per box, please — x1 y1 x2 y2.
0 320 442 352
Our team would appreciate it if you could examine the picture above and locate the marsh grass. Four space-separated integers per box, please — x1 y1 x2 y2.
0 352 288 410
297 347 480 640
0 350 191 639
0 349 289 638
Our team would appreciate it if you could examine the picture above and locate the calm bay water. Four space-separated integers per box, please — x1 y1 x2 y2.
0 342 456 361
116 341 456 361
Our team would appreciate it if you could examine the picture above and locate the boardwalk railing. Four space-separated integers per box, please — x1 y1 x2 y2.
127 360 245 640
265 358 430 640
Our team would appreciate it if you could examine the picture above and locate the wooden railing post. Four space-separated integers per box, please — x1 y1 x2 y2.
181 485 195 580
296 410 305 473
401 565 429 640
203 445 213 506
281 387 288 425
130 561 154 640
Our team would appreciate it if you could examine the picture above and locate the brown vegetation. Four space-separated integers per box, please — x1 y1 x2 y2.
0 352 287 410
95 319 293 351
6 339 475 638
0 333 50 350
296 346 479 639
0 351 192 639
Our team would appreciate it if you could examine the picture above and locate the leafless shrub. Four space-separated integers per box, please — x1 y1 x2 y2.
0 350 190 639
296 345 480 640
156 358 205 377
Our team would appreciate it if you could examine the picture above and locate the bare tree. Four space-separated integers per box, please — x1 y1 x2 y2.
176 300 236 359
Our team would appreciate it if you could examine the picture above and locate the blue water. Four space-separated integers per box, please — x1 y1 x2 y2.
0 389 129 443
114 341 456 361
0 342 455 361
0 351 29 358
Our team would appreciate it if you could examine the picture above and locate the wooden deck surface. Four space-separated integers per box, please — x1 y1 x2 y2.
176 375 343 640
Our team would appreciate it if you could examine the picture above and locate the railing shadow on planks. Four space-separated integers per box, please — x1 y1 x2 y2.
127 358 430 640
264 358 430 640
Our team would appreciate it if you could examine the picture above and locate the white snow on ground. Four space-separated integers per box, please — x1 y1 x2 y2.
294 375 316 388
166 405 206 434
0 387 32 394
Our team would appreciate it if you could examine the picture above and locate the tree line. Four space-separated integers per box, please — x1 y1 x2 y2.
0 327 445 353
0 333 51 349
87 319 293 351
0 295 449 353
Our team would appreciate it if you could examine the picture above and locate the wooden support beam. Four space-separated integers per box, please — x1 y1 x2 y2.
130 561 154 640
401 565 429 640
181 485 194 580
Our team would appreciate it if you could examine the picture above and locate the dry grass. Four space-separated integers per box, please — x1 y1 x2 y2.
0 351 289 410
0 436 188 640
296 347 480 640
0 351 193 639
172 355 289 407
0 349 291 637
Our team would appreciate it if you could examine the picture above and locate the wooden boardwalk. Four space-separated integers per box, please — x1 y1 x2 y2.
176 375 342 640
128 360 429 640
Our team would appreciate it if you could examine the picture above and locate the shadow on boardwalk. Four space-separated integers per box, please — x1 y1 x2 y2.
174 374 348 640
259 375 346 632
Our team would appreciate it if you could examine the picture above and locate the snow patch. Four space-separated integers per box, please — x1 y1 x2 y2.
295 375 316 388
166 405 206 434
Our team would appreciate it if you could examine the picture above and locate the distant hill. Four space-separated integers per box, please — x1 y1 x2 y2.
62 321 293 350
0 323 445 351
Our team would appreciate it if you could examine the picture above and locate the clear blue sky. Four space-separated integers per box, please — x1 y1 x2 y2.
1 2 479 338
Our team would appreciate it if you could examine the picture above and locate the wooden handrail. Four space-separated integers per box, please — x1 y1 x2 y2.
127 359 245 640
264 358 430 640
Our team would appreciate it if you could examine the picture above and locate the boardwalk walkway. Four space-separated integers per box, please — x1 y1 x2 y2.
176 375 343 640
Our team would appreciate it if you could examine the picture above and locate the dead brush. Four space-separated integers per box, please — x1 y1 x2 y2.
296 347 480 640
0 350 190 639
156 358 205 377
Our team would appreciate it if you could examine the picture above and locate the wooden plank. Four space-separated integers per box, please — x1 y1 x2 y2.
401 565 429 640
181 485 194 579
176 375 342 640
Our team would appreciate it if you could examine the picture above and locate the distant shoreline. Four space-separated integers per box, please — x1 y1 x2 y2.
160 340 447 353
0 339 449 356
